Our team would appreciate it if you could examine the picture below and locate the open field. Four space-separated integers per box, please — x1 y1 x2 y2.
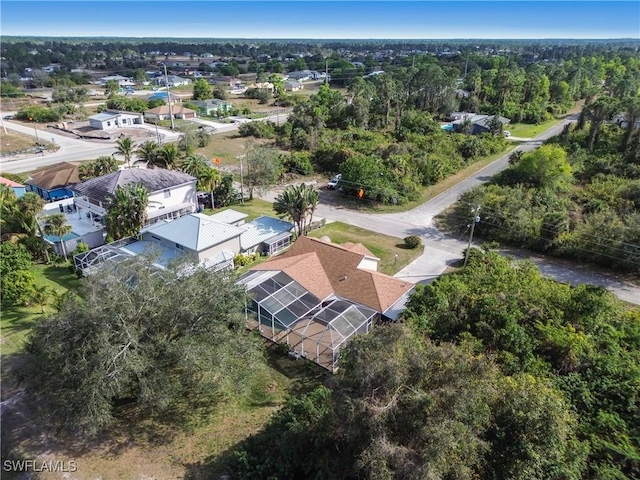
308 221 423 275
194 130 276 168
1 130 41 154
507 118 562 138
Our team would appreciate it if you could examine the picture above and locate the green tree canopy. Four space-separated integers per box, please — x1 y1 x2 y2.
104 184 149 240
22 255 265 435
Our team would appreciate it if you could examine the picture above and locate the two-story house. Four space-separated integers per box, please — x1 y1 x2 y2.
71 168 198 228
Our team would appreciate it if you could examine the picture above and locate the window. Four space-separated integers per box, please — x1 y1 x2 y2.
164 189 171 198
175 243 183 250
106 121 111 127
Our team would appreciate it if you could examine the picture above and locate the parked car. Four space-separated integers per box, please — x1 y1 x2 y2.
504 130 511 137
327 174 342 190
3 115 13 120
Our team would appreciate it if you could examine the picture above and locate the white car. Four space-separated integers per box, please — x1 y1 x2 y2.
504 130 511 137
327 174 342 190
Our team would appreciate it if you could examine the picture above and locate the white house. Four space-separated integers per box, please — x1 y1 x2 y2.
99 75 135 87
153 75 192 87
88 110 145 130
71 169 198 227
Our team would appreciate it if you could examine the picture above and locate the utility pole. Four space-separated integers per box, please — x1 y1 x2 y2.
464 52 470 77
463 205 481 268
325 59 328 84
162 63 175 130
238 155 245 204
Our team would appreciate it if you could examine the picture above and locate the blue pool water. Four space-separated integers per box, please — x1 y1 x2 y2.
441 124 454 131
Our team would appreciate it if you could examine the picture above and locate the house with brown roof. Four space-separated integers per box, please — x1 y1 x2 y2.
238 236 414 372
26 162 81 201
144 105 197 121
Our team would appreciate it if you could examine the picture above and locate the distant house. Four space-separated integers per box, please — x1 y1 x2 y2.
287 70 313 81
26 161 80 201
285 80 303 92
451 113 510 134
363 70 385 78
0 176 26 198
99 75 135 87
71 168 198 228
147 91 179 103
144 105 197 121
42 64 61 73
153 75 192 87
88 110 144 130
191 99 233 116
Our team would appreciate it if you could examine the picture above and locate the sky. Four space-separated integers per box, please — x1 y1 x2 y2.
1 1 639 39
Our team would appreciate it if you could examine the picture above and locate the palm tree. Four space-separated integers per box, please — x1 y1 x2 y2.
181 154 211 178
198 167 221 209
104 184 149 240
273 184 319 236
135 141 160 166
115 136 135 168
43 213 72 260
154 143 180 170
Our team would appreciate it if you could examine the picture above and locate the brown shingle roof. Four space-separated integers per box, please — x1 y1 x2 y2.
27 162 80 190
250 236 412 312
341 242 377 258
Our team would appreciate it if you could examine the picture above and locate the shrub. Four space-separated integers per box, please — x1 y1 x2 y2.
238 121 276 139
15 105 62 123
2 269 37 306
234 253 259 268
283 152 314 175
404 235 422 249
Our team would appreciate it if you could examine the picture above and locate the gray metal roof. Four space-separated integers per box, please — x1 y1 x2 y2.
240 216 294 250
88 112 119 122
72 169 196 203
144 213 243 251
209 209 248 224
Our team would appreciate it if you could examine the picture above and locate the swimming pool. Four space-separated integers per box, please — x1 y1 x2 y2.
441 124 454 131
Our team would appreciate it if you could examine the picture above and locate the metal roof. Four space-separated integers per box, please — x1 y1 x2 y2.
240 216 294 250
88 112 120 122
143 213 243 251
209 209 248 224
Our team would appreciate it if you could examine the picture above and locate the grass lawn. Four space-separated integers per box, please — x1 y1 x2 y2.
204 198 275 221
1 263 81 357
309 221 423 276
194 131 276 168
507 118 562 138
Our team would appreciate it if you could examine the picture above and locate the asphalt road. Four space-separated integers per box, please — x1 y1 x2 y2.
300 114 639 304
0 112 287 174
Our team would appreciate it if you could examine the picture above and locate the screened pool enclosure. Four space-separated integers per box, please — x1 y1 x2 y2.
239 270 378 372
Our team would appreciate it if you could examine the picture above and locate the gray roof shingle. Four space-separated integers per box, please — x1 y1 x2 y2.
72 169 196 203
